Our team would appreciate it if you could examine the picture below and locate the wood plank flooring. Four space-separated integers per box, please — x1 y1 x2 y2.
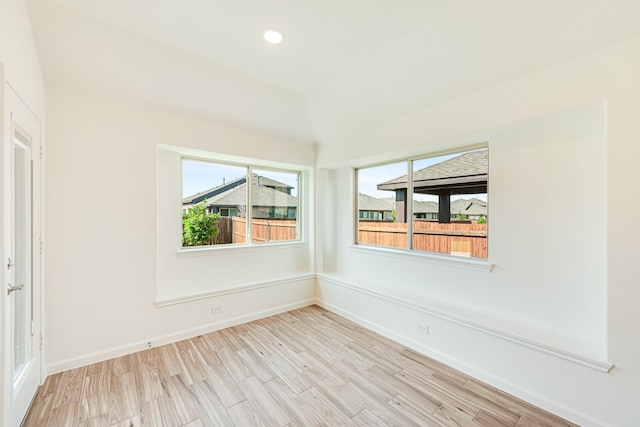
23 305 577 427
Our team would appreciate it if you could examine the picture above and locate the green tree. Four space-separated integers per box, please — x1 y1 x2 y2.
182 200 221 246
456 212 467 221
477 215 487 224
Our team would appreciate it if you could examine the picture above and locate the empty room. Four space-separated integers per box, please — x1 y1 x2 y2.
1 0 639 426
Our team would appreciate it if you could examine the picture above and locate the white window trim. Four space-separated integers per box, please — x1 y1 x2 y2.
180 155 305 251
177 240 308 258
347 243 494 272
354 143 489 260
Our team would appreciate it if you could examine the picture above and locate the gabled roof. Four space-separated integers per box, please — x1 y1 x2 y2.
413 200 439 214
358 195 486 216
358 194 394 211
183 173 293 205
182 175 245 205
206 183 297 208
377 149 488 195
450 198 487 216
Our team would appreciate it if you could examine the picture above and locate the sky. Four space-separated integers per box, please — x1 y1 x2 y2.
357 151 487 202
182 159 298 198
184 149 486 202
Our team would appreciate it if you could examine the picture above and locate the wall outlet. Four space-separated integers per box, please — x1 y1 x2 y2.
211 306 223 314
417 323 429 334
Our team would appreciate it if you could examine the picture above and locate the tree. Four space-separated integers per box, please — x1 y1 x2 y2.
182 200 221 246
477 215 487 224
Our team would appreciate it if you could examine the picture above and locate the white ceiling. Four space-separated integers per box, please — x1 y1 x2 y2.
40 0 453 96
26 0 640 144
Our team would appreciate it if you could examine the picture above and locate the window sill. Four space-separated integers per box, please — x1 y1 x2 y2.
347 244 494 272
176 240 306 258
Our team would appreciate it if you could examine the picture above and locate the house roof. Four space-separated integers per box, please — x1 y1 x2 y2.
413 200 439 214
359 195 486 216
377 149 488 195
358 194 394 212
183 173 293 205
450 198 487 216
182 175 245 205
206 182 297 208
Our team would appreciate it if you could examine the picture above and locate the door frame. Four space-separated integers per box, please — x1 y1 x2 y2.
1 68 44 426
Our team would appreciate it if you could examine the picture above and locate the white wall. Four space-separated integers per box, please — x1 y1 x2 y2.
316 37 640 427
28 0 315 143
156 146 313 303
0 0 44 118
44 87 316 372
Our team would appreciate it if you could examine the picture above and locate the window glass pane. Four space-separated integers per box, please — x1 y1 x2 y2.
357 161 408 249
251 169 299 243
411 148 488 258
182 159 247 246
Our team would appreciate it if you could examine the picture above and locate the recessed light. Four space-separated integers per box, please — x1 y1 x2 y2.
263 29 284 44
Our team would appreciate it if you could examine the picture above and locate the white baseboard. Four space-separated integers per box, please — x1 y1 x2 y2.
314 291 612 427
43 273 611 427
317 273 611 372
47 298 316 375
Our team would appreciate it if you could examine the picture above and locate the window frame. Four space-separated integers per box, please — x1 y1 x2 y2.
354 143 488 259
181 155 303 250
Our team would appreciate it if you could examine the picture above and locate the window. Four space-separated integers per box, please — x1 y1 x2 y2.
182 159 300 247
357 161 408 249
356 146 488 259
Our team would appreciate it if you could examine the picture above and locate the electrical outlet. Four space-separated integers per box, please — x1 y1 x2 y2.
417 323 429 334
211 306 223 314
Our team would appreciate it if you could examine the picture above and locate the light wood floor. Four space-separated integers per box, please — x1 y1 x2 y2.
23 305 577 427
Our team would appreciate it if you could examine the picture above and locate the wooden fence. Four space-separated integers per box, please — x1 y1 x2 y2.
232 217 297 244
359 219 487 258
216 217 233 244
190 217 485 257
185 217 297 246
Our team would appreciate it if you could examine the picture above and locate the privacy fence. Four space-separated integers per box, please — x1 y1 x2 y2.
358 219 487 258
191 217 486 258
194 217 297 245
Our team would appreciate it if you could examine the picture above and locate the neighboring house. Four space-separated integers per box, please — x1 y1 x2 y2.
358 193 394 219
413 200 439 220
183 174 297 219
377 149 488 223
450 198 487 220
360 195 486 221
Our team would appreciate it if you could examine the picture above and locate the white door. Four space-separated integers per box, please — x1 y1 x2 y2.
3 86 42 427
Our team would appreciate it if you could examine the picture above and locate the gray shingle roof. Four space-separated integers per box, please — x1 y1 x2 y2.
451 198 487 215
413 200 439 214
207 182 297 208
183 173 293 205
358 193 394 211
358 195 486 216
377 149 488 191
182 175 245 204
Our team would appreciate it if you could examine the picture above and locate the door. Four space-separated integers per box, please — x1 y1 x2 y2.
3 86 42 427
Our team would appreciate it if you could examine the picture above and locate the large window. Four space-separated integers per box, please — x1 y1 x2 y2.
356 146 488 259
182 159 300 247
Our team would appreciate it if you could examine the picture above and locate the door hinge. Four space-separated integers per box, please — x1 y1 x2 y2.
39 145 43 160
39 238 43 255
39 334 43 350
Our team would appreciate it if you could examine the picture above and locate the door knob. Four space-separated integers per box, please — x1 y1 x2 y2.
7 284 23 295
